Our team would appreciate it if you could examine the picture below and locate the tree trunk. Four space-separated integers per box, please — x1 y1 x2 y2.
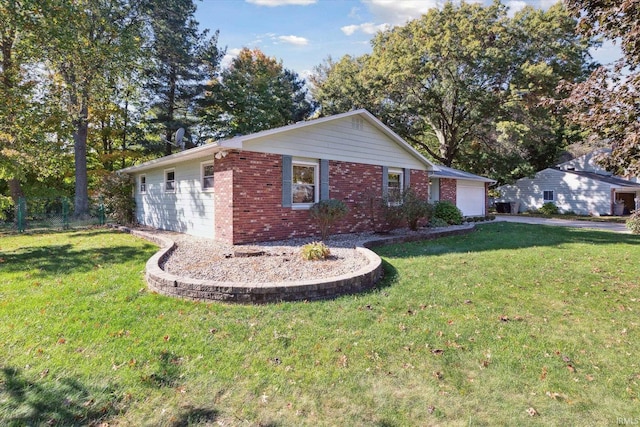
74 101 90 218
8 178 23 203
165 66 177 156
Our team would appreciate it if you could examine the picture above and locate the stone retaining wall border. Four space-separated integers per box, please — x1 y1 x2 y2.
113 224 475 303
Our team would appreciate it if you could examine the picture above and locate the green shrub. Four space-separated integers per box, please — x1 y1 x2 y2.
433 200 463 225
539 202 559 215
429 217 449 228
401 187 432 231
96 173 136 225
626 211 640 234
309 199 348 240
379 200 404 232
301 241 331 260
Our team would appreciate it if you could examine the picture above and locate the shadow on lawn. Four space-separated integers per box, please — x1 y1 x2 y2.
374 222 640 259
0 240 155 277
0 367 120 426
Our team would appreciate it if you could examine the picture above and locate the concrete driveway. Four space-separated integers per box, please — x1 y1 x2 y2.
494 215 630 233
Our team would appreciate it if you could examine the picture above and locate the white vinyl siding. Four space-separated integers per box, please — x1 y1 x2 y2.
241 116 426 170
497 168 615 216
134 158 215 238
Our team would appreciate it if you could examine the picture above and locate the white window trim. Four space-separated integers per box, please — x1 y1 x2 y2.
387 167 404 206
292 159 319 210
201 161 215 192
165 168 176 193
543 190 554 202
139 174 146 194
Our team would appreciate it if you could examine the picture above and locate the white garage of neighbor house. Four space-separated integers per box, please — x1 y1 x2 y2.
496 149 640 215
429 165 496 217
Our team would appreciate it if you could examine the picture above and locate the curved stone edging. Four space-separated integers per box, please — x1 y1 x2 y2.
115 224 476 303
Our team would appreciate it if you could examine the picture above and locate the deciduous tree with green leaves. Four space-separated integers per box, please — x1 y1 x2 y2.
43 0 144 217
200 48 315 139
564 0 640 177
312 1 595 184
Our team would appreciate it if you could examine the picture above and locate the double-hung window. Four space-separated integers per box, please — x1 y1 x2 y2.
292 160 318 208
202 161 214 191
139 175 146 193
543 190 554 202
387 168 404 205
165 169 176 193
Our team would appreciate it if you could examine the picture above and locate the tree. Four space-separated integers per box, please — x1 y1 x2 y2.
200 48 315 139
44 0 144 217
311 1 595 183
0 0 67 205
144 0 224 155
564 0 640 177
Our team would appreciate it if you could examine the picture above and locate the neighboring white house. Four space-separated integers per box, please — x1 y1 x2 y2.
429 165 496 217
496 149 640 215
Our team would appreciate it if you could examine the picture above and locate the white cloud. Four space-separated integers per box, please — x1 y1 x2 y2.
221 48 243 69
246 0 316 6
506 0 527 17
362 0 438 25
278 35 309 46
341 22 390 36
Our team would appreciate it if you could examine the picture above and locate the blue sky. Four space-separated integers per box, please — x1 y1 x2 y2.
195 0 622 79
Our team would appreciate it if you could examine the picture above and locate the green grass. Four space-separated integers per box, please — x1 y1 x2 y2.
1 224 640 426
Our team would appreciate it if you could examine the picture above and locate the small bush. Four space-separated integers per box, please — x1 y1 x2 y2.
309 199 348 240
433 200 463 225
301 241 331 261
96 173 136 225
626 210 640 234
429 217 449 228
379 200 404 232
402 187 432 231
539 202 559 215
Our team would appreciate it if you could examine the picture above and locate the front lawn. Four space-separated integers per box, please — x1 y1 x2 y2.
1 224 639 426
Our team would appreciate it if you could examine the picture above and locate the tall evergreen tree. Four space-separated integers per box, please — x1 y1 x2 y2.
144 0 224 155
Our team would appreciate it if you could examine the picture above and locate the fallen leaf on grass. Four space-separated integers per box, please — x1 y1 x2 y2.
431 349 444 355
567 364 576 373
427 405 436 414
540 367 548 380
546 391 567 400
526 407 539 416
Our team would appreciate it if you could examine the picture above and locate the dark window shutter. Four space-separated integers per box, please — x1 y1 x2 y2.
403 168 411 189
382 166 388 197
320 159 329 200
282 155 292 207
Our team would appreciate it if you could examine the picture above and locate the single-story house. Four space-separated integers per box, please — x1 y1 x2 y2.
496 149 640 215
119 110 493 244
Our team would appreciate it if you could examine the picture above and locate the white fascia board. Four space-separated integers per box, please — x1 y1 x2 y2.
118 138 243 174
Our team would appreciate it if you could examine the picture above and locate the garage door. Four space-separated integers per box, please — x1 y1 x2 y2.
456 181 486 217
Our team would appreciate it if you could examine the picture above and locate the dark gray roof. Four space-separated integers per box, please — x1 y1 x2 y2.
430 165 496 183
562 169 640 187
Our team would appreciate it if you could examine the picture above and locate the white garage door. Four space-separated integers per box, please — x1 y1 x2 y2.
456 180 486 217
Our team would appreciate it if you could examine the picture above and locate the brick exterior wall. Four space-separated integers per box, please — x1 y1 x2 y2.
213 150 432 244
439 178 457 205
